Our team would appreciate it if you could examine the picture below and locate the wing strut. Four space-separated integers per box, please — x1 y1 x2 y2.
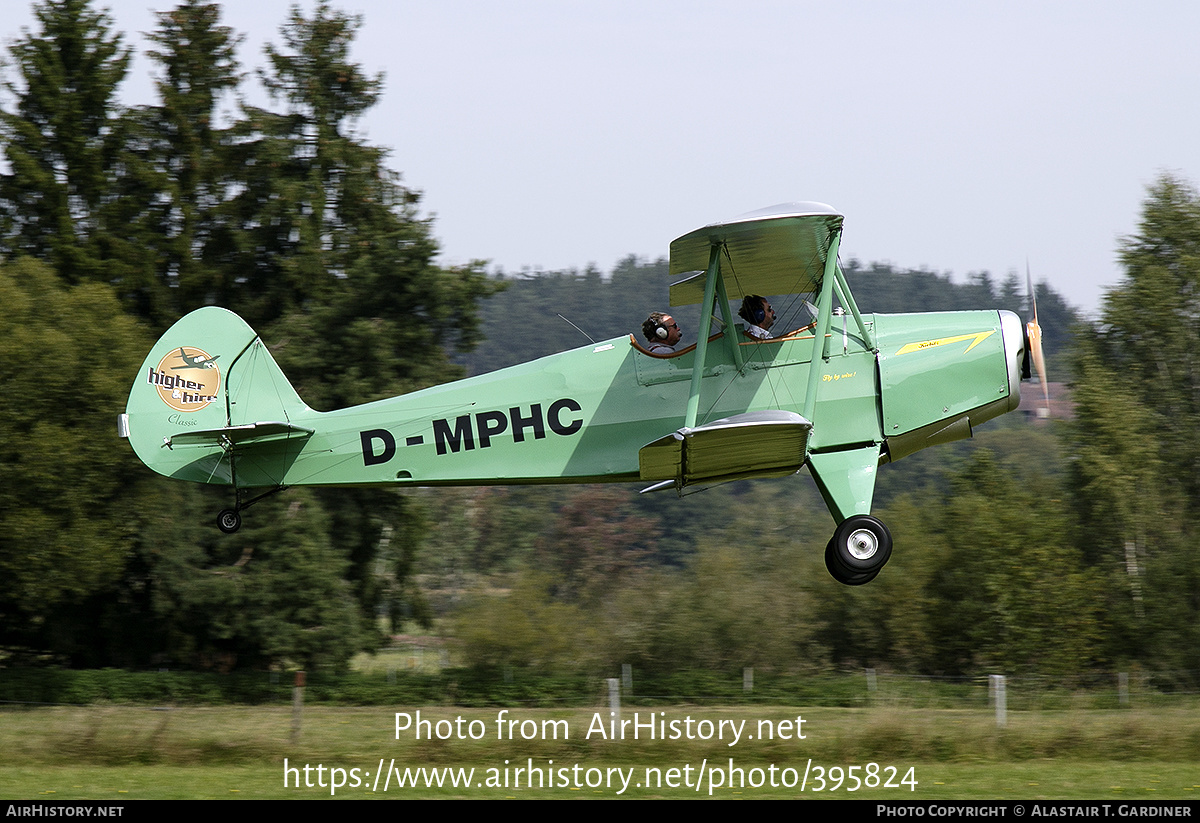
712 261 744 371
831 259 876 353
803 227 842 422
684 244 722 429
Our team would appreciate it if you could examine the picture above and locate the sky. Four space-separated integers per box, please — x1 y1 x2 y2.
7 0 1200 314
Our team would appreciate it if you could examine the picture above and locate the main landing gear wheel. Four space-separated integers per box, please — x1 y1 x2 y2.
824 514 892 585
824 540 880 586
217 509 242 534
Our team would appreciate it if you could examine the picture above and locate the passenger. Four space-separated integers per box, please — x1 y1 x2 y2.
642 311 681 353
739 294 776 340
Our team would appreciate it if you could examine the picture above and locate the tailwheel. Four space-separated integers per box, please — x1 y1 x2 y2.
217 509 242 534
824 514 892 585
214 485 288 533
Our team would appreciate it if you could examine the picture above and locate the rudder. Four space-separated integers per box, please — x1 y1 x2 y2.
121 307 310 486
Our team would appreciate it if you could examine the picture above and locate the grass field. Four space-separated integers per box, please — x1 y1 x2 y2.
3 704 1199 799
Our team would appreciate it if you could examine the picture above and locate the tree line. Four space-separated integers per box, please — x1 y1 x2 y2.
459 254 1076 379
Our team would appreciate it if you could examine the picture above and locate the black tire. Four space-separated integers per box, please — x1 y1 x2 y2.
824 539 881 586
217 509 242 534
830 515 892 574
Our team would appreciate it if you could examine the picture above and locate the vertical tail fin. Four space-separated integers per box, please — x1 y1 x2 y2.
121 307 310 485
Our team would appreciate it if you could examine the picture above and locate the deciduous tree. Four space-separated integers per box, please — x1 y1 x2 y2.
1067 174 1200 679
0 260 150 656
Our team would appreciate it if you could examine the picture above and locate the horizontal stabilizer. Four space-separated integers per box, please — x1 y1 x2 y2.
164 421 314 450
639 410 812 488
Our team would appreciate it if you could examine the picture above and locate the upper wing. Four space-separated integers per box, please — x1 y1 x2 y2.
668 203 843 306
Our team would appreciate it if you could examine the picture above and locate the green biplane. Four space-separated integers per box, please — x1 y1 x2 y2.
120 202 1042 585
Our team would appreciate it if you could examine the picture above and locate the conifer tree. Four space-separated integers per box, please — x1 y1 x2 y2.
235 3 497 638
0 0 131 283
125 0 244 325
221 2 497 402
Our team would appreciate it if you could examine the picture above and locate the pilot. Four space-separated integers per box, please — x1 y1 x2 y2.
642 312 681 353
739 295 776 340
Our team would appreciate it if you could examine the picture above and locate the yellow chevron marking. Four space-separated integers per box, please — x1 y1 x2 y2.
895 330 995 356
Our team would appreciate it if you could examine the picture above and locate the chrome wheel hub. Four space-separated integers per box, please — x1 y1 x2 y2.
846 529 878 560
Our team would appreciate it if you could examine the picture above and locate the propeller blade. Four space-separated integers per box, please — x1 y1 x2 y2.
1026 262 1050 414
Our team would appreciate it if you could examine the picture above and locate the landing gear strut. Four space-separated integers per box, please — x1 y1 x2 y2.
824 514 892 585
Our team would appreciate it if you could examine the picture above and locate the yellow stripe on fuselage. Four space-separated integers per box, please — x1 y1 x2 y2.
895 330 995 356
